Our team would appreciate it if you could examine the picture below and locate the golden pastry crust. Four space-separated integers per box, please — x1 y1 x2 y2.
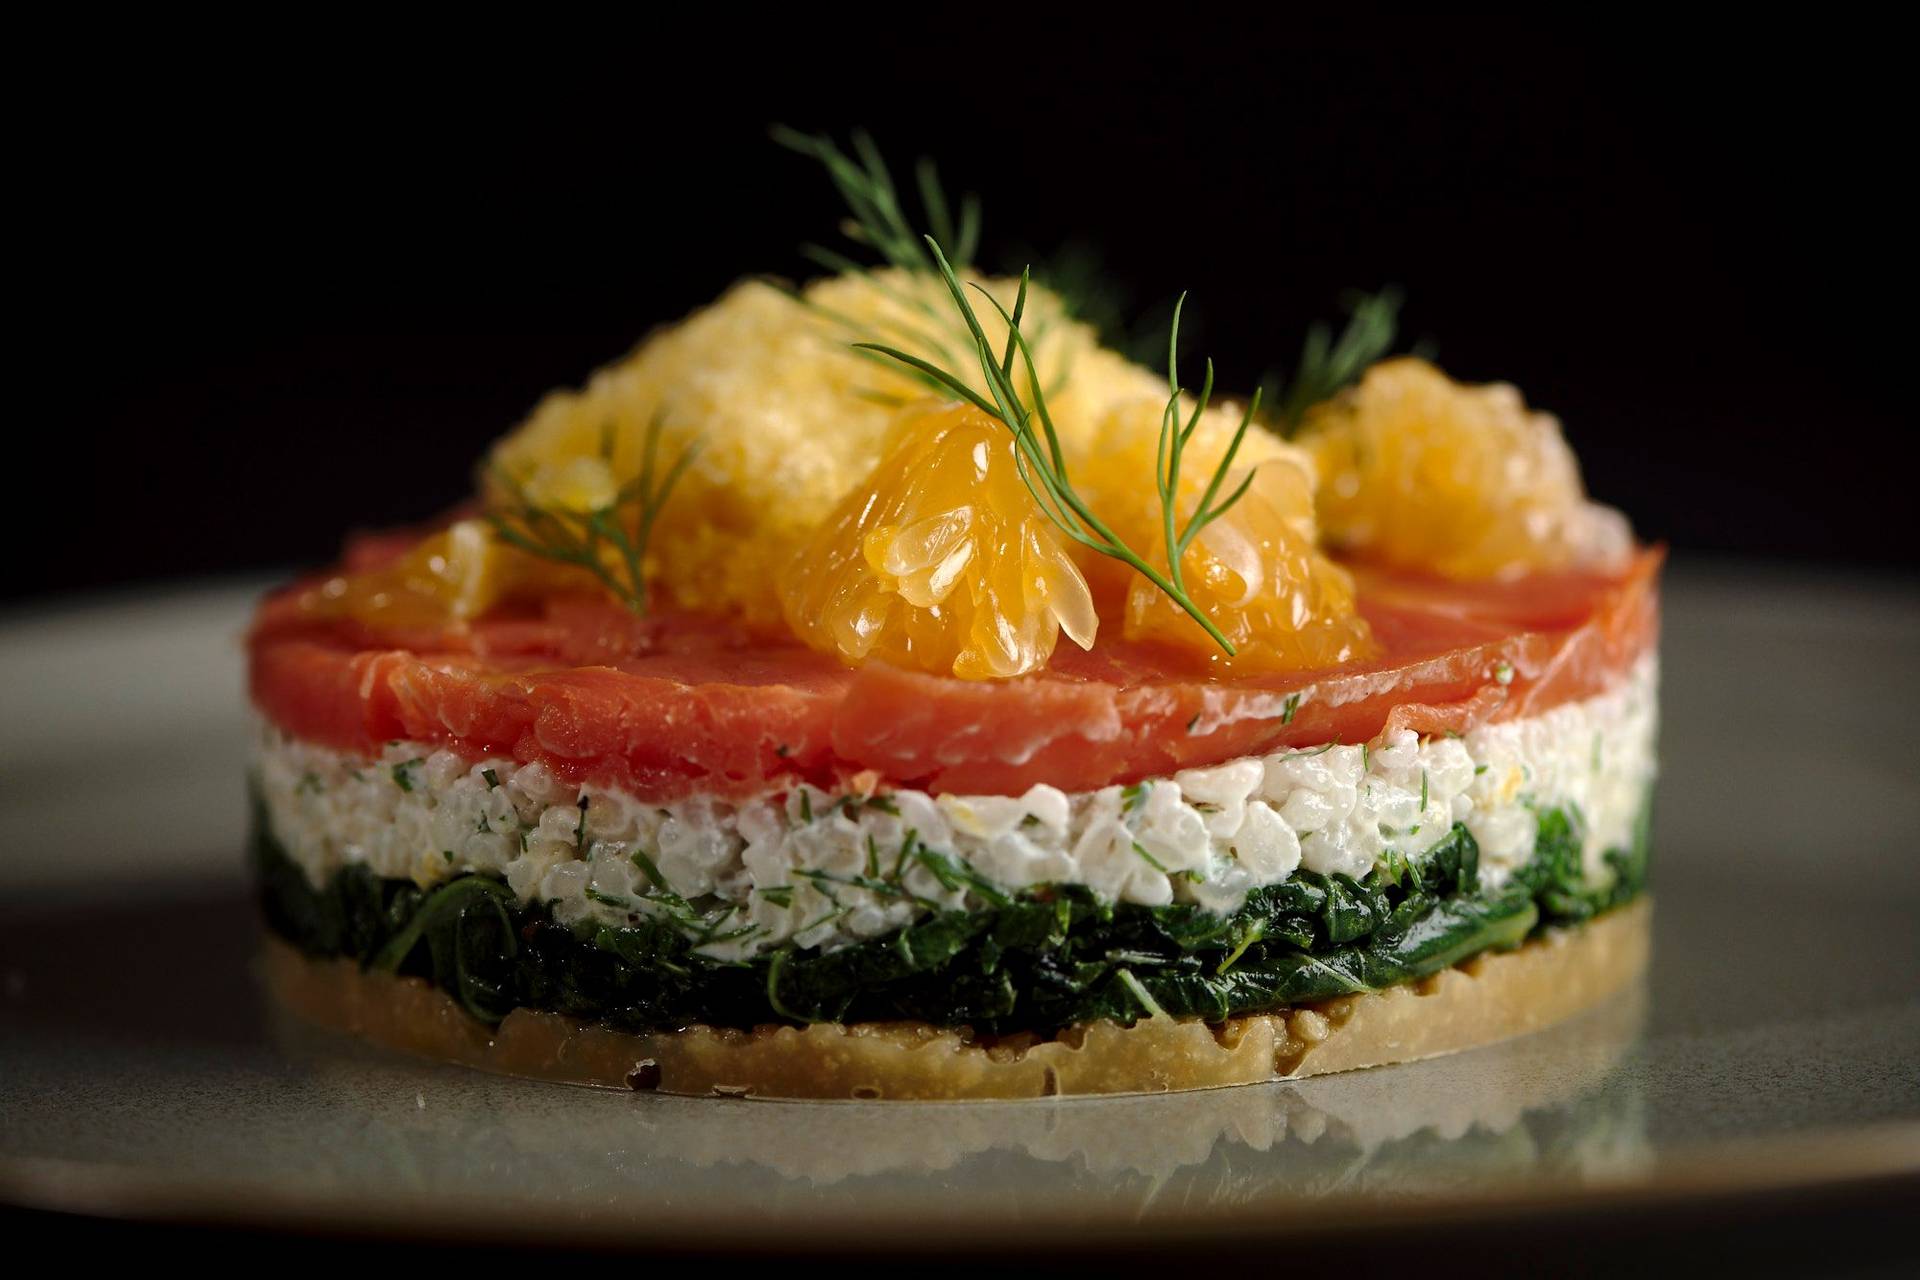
260 898 1649 1100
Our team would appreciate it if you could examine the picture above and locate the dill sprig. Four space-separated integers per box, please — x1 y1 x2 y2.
767 127 1008 406
1155 295 1261 622
857 239 1256 656
1263 288 1404 432
771 125 980 273
775 128 1374 654
486 414 699 614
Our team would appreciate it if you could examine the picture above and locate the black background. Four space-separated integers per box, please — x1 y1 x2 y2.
13 13 1913 604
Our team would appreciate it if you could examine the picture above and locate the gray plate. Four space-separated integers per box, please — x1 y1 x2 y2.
2 558 1917 1250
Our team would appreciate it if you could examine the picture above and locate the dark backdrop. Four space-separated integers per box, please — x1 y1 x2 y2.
13 14 1912 603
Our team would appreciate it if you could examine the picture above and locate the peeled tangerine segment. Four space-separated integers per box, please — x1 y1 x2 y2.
782 405 1097 679
1301 357 1632 579
1125 459 1377 673
489 271 1166 625
1076 397 1373 673
302 519 555 628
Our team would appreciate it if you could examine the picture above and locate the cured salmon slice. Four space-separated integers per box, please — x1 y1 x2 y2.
248 543 1661 802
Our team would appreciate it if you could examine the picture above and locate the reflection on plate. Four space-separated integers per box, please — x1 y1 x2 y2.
3 566 1917 1247
267 980 1648 1199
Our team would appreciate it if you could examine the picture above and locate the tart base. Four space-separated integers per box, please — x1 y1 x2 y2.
260 897 1650 1100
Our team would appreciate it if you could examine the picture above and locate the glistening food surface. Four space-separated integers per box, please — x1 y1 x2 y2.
242 132 1660 1092
15 561 1919 1229
253 657 1658 955
249 547 1660 802
248 565 1657 1047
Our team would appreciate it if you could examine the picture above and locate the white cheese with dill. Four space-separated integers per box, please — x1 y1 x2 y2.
253 654 1656 961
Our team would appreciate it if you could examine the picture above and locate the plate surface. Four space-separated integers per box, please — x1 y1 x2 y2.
2 560 1917 1250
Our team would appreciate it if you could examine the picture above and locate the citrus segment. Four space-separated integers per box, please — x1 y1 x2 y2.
1074 399 1374 672
299 519 565 629
780 404 1097 679
1124 460 1377 672
489 272 1162 624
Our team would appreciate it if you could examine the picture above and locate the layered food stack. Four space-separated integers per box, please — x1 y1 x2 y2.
249 135 1658 1098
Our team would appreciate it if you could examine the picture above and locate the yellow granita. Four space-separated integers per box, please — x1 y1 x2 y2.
1299 358 1632 579
780 403 1097 679
1074 399 1375 672
487 270 1163 624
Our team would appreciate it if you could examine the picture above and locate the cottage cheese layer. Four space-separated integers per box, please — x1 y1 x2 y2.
253 654 1656 961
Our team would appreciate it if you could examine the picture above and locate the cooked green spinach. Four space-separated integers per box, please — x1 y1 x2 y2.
254 794 1648 1037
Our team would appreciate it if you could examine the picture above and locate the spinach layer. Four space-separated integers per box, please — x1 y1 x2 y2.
254 798 1648 1037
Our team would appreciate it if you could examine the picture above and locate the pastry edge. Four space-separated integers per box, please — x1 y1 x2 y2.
259 897 1650 1101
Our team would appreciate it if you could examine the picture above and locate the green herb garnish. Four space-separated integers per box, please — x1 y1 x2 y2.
487 413 698 615
858 249 1260 656
1130 839 1204 883
777 130 1410 656
1262 288 1404 433
772 125 980 276
629 847 670 893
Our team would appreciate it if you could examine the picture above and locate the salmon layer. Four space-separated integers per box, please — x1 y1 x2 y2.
247 544 1662 804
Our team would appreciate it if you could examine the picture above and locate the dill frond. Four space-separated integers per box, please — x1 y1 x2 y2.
486 414 698 615
1262 288 1404 432
858 241 1259 657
